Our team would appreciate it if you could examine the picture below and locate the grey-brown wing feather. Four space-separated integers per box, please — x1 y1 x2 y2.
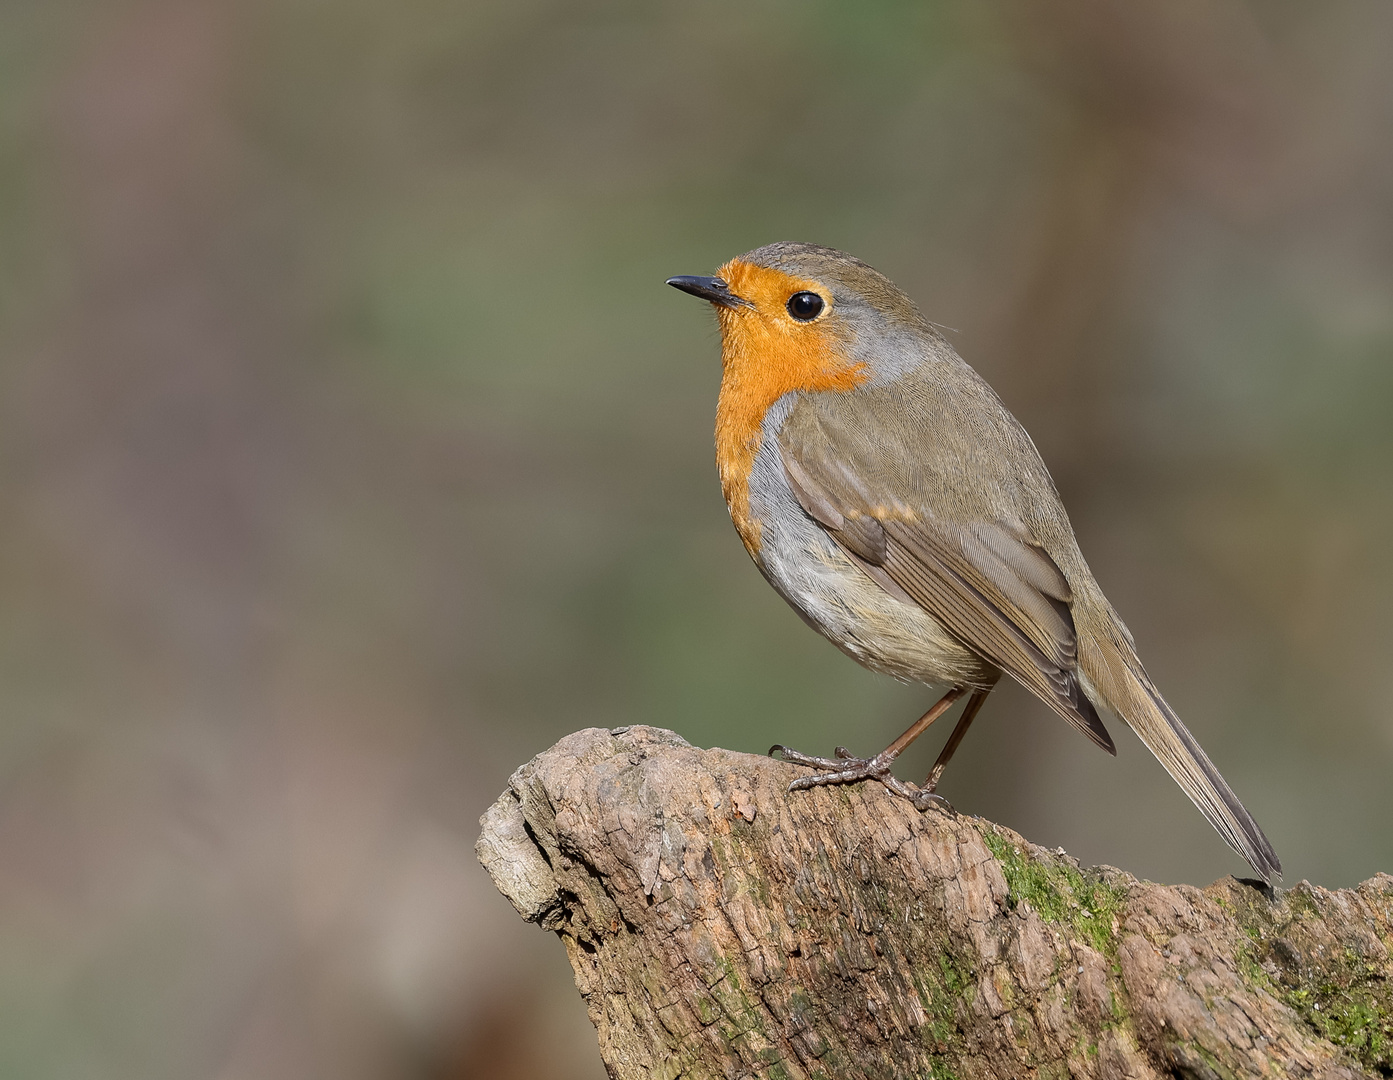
779 418 1115 754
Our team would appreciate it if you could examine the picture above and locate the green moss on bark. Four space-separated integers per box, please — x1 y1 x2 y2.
1224 882 1393 1075
982 828 1126 956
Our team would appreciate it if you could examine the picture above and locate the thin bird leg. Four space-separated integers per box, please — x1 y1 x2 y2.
772 687 967 802
922 686 991 793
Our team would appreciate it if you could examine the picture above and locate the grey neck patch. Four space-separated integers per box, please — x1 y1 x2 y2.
759 391 798 442
835 297 956 387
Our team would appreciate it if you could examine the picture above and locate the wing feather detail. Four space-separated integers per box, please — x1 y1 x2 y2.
778 433 1114 753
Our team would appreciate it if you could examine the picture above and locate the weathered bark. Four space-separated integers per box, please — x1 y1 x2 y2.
477 726 1393 1080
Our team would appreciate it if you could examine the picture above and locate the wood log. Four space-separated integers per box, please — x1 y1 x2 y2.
476 726 1393 1079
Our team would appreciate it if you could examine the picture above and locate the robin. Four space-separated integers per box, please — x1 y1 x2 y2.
667 242 1280 883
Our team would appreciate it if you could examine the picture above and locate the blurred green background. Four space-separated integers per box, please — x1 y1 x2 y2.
2 0 1391 1076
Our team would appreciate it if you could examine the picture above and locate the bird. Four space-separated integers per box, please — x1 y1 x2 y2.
666 241 1280 884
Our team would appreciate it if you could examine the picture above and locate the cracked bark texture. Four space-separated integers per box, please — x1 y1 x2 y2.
477 726 1393 1080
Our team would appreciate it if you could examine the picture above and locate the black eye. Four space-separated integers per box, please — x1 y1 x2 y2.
786 291 824 320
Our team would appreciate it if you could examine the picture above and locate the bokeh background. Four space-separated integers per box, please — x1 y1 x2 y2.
2 0 1391 1076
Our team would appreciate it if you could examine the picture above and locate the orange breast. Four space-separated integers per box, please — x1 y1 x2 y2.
714 259 867 554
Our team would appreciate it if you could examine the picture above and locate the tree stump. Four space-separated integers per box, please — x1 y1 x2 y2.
476 726 1393 1079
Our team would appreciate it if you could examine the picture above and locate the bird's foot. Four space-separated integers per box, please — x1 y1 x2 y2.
770 744 954 814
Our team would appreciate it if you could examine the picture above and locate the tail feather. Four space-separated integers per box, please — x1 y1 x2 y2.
1080 612 1281 884
1132 677 1281 883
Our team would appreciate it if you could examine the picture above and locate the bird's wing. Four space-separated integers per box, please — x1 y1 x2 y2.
778 395 1115 753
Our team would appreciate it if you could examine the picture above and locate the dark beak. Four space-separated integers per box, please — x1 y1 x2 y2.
666 275 750 309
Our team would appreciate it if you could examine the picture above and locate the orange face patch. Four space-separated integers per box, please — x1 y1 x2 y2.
713 259 867 553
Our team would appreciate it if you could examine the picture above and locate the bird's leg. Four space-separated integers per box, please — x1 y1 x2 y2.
909 686 992 810
772 687 967 802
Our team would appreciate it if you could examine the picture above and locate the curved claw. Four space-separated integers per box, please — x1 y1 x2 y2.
912 790 955 814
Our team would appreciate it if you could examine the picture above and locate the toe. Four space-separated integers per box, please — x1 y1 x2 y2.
912 790 954 814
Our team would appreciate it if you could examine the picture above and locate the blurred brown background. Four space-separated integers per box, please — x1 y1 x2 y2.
1 1 1390 1076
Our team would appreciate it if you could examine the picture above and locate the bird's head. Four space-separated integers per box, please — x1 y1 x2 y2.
667 242 933 398
668 243 937 550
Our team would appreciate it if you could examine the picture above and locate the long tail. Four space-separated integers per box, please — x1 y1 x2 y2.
1080 608 1282 884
